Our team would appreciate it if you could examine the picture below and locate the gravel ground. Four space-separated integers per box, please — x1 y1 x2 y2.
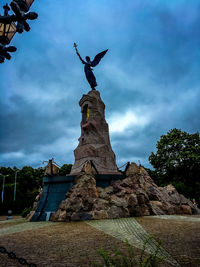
136 216 200 267
0 221 143 267
0 216 200 266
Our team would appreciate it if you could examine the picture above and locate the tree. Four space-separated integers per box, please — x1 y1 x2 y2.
149 128 200 199
0 166 44 215
59 164 72 176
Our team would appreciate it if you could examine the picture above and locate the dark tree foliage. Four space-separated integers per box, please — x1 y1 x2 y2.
59 164 72 176
149 128 200 199
0 166 44 215
0 164 72 215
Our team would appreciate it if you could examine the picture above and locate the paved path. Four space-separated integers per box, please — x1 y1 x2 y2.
0 221 56 236
87 218 180 266
0 218 25 224
148 215 200 223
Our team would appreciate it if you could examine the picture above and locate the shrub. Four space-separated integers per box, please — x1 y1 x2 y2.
21 206 32 218
93 236 165 267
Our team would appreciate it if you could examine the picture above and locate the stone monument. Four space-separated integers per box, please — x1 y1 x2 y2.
70 89 120 175
28 45 200 222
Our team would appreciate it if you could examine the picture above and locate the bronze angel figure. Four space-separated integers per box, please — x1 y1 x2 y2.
74 43 108 90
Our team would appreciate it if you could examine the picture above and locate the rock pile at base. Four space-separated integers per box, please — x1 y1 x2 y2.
51 162 200 222
26 187 43 221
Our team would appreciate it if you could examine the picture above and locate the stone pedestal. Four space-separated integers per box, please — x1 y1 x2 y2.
70 90 120 175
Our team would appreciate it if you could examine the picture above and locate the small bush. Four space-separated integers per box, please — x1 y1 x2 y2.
93 236 165 267
21 206 32 218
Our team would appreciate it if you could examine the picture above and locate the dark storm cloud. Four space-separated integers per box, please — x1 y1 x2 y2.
0 94 80 153
1 0 200 168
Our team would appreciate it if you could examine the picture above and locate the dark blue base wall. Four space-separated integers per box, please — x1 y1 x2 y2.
31 174 123 221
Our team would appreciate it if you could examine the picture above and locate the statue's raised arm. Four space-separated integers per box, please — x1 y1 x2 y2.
74 43 86 64
74 43 108 90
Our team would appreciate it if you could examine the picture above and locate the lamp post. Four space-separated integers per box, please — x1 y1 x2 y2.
14 169 19 201
12 0 35 12
0 174 9 203
0 4 17 63
0 0 38 63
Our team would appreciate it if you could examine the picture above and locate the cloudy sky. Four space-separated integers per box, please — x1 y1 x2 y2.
0 0 200 169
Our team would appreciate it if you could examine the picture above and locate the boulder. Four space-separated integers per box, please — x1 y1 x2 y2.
110 195 128 208
71 212 92 221
98 186 113 200
93 198 109 211
26 211 35 222
127 194 138 207
179 205 192 215
107 206 129 219
91 210 108 220
149 201 165 215
51 210 67 222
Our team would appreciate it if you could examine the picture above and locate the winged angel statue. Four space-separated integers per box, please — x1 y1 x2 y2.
74 43 108 90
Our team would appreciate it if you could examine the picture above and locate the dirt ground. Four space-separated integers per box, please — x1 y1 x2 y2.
136 216 200 267
0 216 200 267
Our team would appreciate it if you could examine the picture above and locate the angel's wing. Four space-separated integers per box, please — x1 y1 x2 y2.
91 49 108 67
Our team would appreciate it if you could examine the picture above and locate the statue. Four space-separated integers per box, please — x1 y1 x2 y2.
74 43 108 90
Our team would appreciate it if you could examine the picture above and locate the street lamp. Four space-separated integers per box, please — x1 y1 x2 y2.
0 4 16 45
0 21 16 45
0 174 9 203
12 0 35 13
0 0 37 63
14 169 19 201
0 4 17 63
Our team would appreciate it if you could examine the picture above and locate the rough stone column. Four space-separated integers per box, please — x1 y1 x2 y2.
70 90 120 175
